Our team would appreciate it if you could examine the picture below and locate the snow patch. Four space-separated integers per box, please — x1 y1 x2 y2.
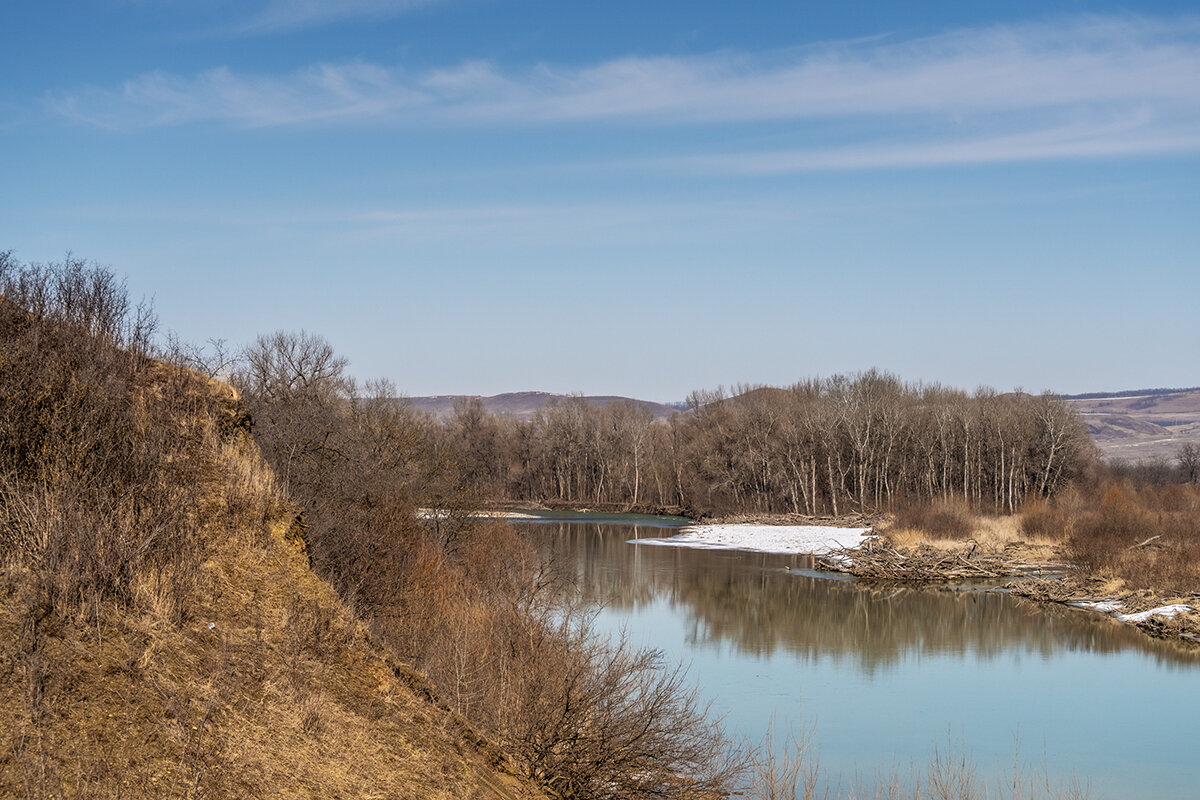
1115 604 1191 623
418 509 538 520
629 524 872 555
1068 600 1124 613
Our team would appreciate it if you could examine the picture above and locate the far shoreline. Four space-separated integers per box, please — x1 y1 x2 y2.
462 504 1200 649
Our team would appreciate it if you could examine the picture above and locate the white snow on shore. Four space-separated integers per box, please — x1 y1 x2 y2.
1068 599 1124 613
1115 604 1191 623
417 509 539 520
1067 599 1194 626
629 524 873 555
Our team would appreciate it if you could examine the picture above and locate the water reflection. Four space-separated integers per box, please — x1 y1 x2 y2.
521 521 1198 673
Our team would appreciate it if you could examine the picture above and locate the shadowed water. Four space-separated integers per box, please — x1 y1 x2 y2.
517 519 1200 799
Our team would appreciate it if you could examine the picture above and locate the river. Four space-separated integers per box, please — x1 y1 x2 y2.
513 514 1200 799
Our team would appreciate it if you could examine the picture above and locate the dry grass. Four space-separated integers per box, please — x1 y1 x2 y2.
3 258 737 800
1019 498 1073 543
879 485 1200 597
890 501 975 543
886 515 1026 551
883 506 1037 552
0 502 537 800
0 258 541 800
857 506 1066 582
0 419 539 800
748 729 1091 800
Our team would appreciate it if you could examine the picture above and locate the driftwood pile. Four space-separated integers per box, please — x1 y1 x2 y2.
818 539 1046 581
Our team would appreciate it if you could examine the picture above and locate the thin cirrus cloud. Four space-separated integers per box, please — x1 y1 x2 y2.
45 15 1200 171
238 0 445 32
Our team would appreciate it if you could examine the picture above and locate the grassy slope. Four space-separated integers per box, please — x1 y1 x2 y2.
0 374 541 800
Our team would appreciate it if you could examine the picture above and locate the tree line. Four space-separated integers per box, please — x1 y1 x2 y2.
436 371 1095 516
209 327 1097 524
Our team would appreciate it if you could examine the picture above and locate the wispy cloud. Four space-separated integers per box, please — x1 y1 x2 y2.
50 62 428 128
45 16 1200 168
239 0 444 32
650 114 1200 173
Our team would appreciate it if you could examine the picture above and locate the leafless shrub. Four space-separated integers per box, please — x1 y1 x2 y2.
0 254 269 625
492 613 745 800
1019 499 1072 541
162 331 241 380
235 329 746 799
1066 482 1200 592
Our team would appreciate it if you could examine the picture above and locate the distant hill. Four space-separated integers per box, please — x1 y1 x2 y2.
407 391 679 420
1065 388 1200 462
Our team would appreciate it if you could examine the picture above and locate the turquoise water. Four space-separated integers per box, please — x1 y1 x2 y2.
516 518 1200 799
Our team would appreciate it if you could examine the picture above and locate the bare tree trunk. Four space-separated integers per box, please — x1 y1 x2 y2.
826 454 839 517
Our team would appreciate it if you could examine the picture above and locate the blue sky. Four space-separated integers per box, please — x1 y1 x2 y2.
3 1 1198 401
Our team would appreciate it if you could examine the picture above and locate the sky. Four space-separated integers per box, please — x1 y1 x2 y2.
2 1 1198 402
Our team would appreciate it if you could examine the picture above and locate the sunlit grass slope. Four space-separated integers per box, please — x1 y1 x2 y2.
0 269 539 799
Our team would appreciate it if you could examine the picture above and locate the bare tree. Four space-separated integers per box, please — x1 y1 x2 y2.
1178 443 1200 484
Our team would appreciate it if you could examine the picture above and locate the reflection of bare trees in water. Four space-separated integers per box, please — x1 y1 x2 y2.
521 522 1199 673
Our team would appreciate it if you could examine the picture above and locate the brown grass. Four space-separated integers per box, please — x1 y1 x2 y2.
1019 498 1073 543
0 257 541 800
0 502 537 799
886 514 1029 552
880 482 1200 597
891 501 975 542
747 728 1091 800
3 257 741 800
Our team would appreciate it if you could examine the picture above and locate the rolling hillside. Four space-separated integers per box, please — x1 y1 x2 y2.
1065 387 1200 461
408 391 679 420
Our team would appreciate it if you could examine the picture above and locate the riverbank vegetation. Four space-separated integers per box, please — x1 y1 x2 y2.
433 377 1094 518
0 255 555 799
233 328 745 799
850 481 1200 639
224 320 1200 639
1 251 1193 797
413 370 1200 627
0 253 742 799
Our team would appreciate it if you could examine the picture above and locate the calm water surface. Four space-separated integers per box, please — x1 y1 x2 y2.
514 517 1200 799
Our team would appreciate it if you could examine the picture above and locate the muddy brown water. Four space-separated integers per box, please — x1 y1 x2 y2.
515 516 1200 799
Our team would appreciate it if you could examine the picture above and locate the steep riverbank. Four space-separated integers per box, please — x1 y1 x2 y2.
0 282 545 800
